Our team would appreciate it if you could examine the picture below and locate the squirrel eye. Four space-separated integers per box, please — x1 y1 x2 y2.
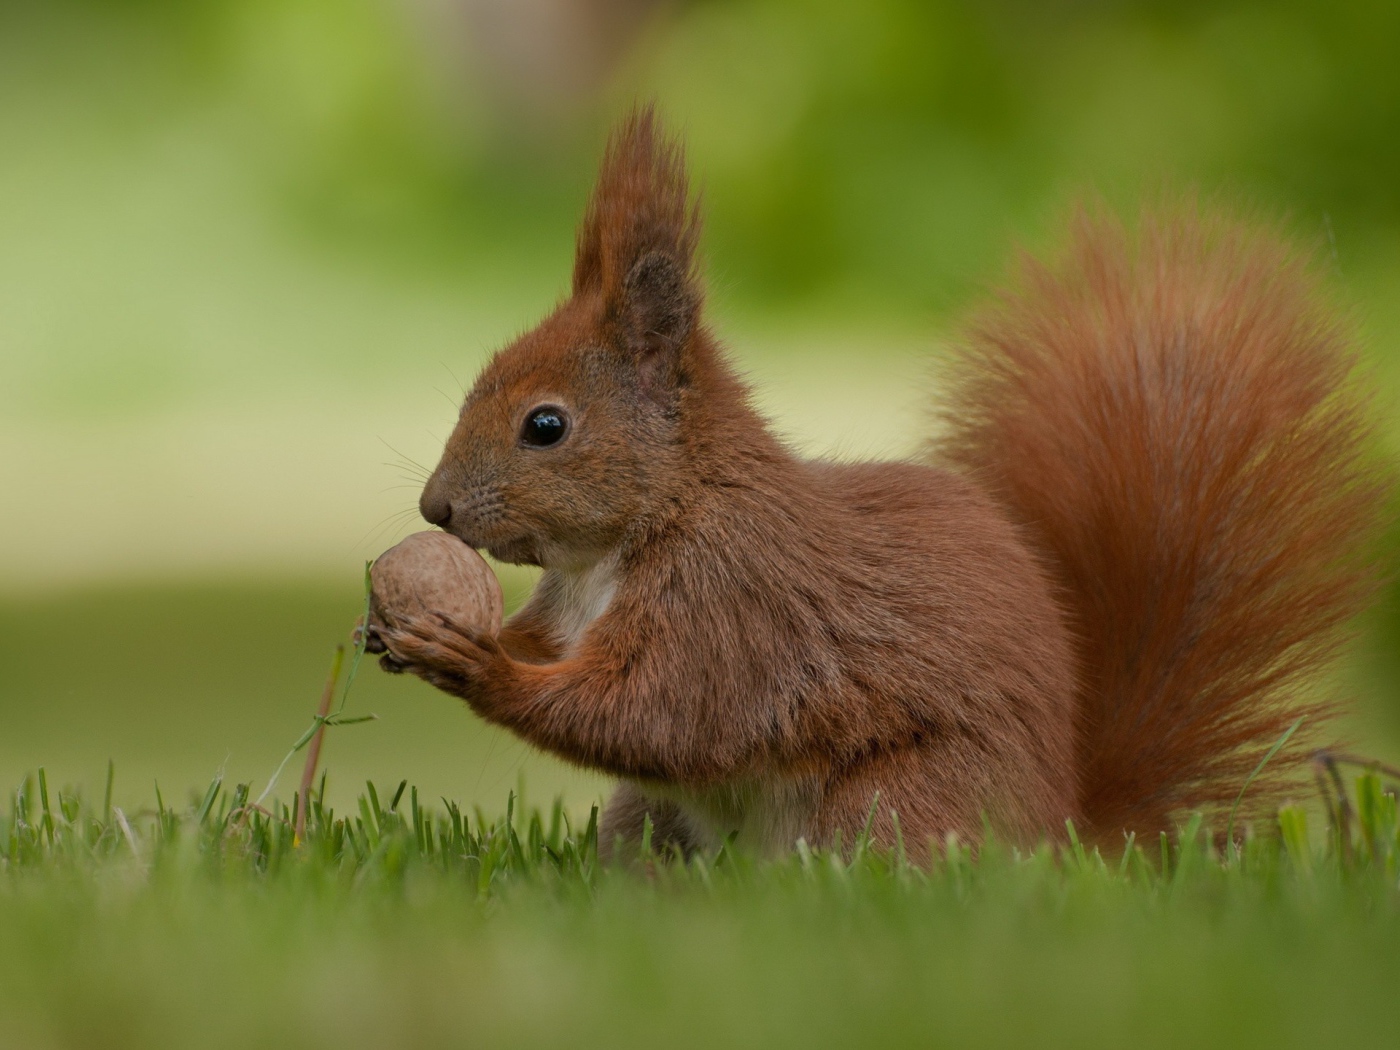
520 406 569 448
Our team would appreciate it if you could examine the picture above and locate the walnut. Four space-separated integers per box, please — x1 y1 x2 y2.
369 531 503 638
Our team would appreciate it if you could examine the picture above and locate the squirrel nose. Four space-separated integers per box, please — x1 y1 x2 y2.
419 482 453 527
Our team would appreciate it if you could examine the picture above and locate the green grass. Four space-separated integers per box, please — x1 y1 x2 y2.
3 764 1398 1050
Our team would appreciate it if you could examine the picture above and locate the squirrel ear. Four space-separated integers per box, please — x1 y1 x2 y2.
620 250 697 403
573 106 700 299
573 106 702 403
623 250 696 347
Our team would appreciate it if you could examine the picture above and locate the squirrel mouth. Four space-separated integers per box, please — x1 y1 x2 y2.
485 535 542 567
439 517 528 563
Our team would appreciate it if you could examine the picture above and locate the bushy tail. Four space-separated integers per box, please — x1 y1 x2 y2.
936 204 1391 837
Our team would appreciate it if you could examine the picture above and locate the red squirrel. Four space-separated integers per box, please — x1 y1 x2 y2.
374 107 1390 855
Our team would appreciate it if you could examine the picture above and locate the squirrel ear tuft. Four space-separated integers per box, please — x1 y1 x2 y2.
573 105 701 316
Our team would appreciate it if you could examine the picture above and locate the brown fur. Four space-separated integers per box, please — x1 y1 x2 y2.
935 206 1390 838
380 108 1390 855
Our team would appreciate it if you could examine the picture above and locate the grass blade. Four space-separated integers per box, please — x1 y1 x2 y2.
1226 717 1303 854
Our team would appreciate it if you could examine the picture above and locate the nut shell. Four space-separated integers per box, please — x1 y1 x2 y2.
369 531 503 637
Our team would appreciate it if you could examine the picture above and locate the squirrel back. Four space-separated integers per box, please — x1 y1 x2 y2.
935 206 1391 837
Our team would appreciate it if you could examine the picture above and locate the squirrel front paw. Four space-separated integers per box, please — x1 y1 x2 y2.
377 612 507 705
354 615 405 672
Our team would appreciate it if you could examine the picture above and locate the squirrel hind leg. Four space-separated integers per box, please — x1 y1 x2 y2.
814 743 1075 855
598 782 701 862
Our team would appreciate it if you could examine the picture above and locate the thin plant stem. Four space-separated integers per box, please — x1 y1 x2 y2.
295 644 344 845
256 565 377 810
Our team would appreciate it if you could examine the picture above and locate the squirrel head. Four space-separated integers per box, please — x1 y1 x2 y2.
421 107 707 568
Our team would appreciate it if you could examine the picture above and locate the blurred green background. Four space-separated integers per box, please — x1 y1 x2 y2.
2 0 1398 813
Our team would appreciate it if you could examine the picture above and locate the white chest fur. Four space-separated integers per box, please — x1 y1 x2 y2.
545 552 621 656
